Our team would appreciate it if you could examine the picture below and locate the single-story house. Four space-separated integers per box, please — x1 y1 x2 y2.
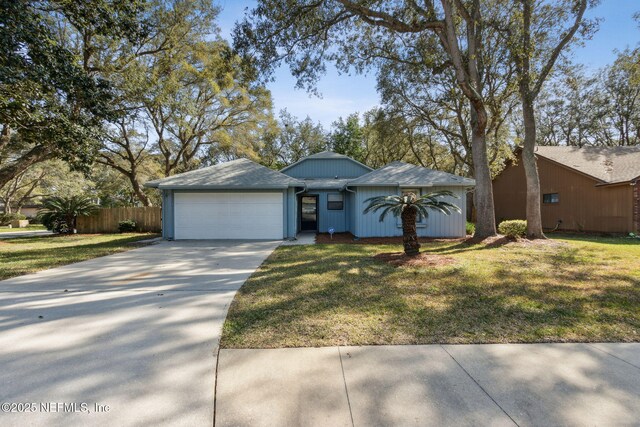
145 151 474 240
493 146 640 233
0 203 40 218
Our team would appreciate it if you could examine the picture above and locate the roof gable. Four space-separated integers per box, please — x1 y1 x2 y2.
280 151 373 179
144 158 303 190
347 161 475 187
533 146 640 184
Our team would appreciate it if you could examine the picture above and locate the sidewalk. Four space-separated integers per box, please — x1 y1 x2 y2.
0 230 52 239
215 343 640 426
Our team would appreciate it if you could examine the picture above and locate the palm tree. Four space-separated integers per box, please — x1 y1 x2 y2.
364 191 461 256
37 195 97 234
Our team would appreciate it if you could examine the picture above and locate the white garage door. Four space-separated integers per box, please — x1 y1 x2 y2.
174 192 284 240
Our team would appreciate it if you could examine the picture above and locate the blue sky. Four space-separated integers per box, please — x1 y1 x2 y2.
216 1 640 127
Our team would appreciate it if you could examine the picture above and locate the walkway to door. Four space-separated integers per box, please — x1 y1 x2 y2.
281 232 316 246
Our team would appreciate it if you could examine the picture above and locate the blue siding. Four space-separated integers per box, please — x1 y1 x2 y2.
354 186 467 238
286 188 297 238
162 190 175 239
300 190 348 233
283 159 371 179
355 186 399 237
345 189 357 235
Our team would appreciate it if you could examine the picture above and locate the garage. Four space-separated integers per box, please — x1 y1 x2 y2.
144 158 302 240
174 192 284 240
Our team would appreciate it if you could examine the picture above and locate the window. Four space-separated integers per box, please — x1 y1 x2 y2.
402 188 420 199
543 193 559 204
327 193 344 210
401 188 423 222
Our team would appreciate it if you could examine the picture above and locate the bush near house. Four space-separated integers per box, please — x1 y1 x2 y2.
0 213 26 226
498 220 527 238
38 195 97 234
118 219 137 232
466 221 475 236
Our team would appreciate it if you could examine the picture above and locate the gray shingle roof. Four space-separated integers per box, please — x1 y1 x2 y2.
346 161 475 187
144 158 303 190
534 146 640 184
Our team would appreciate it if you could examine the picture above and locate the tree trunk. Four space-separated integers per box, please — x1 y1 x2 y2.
66 214 76 234
401 205 420 256
129 172 152 207
469 106 497 239
521 99 546 239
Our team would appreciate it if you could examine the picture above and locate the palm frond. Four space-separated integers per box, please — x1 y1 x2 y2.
363 189 461 224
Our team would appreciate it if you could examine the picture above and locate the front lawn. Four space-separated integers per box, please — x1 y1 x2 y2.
221 235 640 348
0 233 159 280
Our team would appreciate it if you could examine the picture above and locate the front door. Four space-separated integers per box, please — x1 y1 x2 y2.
300 195 318 231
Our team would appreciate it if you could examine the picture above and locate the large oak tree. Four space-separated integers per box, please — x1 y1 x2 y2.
235 0 513 238
502 0 595 238
0 0 147 189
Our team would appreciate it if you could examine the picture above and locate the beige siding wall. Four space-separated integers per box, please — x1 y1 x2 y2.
634 182 640 233
493 153 634 233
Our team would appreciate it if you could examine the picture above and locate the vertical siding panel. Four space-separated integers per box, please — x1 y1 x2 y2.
286 188 297 238
494 153 635 232
353 185 466 238
302 189 348 233
283 159 371 179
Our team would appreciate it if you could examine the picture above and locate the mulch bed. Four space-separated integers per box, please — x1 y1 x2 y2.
315 232 467 245
316 233 566 250
373 252 456 267
467 235 566 248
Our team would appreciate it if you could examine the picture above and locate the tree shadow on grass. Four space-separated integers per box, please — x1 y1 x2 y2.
223 242 640 348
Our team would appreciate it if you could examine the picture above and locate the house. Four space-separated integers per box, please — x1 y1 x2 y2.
145 151 474 240
0 203 40 218
493 146 640 233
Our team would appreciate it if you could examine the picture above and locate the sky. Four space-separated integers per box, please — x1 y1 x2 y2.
216 1 640 128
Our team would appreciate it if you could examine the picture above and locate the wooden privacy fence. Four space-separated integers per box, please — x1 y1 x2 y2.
77 207 162 234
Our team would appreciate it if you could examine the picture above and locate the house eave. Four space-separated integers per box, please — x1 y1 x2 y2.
346 182 475 187
153 184 295 191
594 180 636 188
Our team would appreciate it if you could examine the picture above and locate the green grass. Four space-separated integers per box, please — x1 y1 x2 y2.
0 224 47 232
0 233 159 280
221 234 640 348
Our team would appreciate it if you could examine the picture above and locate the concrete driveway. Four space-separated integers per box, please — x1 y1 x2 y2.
0 230 53 239
0 240 280 426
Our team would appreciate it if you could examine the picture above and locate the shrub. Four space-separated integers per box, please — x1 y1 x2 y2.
118 219 137 233
26 216 41 224
37 195 97 234
498 220 527 238
0 213 26 226
466 222 475 235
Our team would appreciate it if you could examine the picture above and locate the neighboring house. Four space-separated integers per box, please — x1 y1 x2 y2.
493 146 640 233
0 203 40 218
145 151 474 240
